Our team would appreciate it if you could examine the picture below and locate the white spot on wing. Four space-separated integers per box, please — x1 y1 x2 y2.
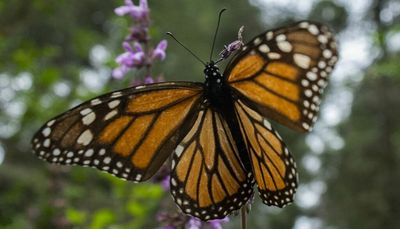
90 99 101 105
299 21 309 28
103 157 111 164
111 91 123 98
77 129 93 146
253 37 262 45
304 89 313 97
276 34 286 41
318 61 326 69
268 52 281 59
82 112 96 125
301 79 309 87
175 145 184 157
302 122 310 130
84 149 94 157
171 177 177 186
135 174 142 181
258 44 270 53
99 149 106 155
53 148 61 156
266 31 273 40
104 110 118 121
323 49 333 58
263 119 272 130
318 35 328 43
43 139 51 148
42 127 51 137
306 72 317 81
47 120 55 126
293 53 311 69
108 100 120 109
308 24 319 35
277 41 292 52
80 108 92 116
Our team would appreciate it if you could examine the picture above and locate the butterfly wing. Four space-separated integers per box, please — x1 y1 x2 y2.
225 21 338 132
32 82 203 182
170 104 254 221
234 99 298 207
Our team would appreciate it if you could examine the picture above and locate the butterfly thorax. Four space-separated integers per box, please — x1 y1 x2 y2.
203 62 230 109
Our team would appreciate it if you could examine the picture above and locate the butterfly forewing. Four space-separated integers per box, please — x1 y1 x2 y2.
170 105 254 221
225 21 338 132
234 99 298 206
32 82 203 182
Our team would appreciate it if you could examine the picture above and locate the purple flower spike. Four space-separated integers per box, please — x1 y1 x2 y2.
113 0 167 84
152 40 168 61
115 0 149 21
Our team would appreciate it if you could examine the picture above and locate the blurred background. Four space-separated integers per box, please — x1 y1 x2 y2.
1 0 400 228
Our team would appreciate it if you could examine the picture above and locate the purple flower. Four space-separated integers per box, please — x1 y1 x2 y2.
112 42 145 78
115 0 149 21
159 175 170 190
152 40 168 61
209 217 229 229
219 26 244 59
128 26 149 42
144 75 155 84
219 40 243 59
112 65 130 79
158 227 174 229
188 217 202 229
157 212 187 229
186 216 229 229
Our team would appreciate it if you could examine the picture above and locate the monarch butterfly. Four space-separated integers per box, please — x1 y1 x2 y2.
32 18 337 221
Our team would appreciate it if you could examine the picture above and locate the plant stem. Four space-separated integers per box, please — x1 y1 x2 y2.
241 205 247 229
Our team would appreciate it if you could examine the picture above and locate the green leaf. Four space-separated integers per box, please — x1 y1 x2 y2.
89 209 116 229
66 208 87 225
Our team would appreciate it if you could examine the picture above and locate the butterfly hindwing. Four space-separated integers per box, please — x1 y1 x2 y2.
170 105 254 221
225 21 338 132
32 82 203 182
234 99 298 207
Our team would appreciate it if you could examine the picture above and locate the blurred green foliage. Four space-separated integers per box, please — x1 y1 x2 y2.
1 0 400 228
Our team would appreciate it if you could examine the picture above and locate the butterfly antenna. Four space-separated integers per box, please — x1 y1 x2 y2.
166 32 206 65
209 8 227 62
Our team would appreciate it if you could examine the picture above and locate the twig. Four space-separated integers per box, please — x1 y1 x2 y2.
241 205 247 229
